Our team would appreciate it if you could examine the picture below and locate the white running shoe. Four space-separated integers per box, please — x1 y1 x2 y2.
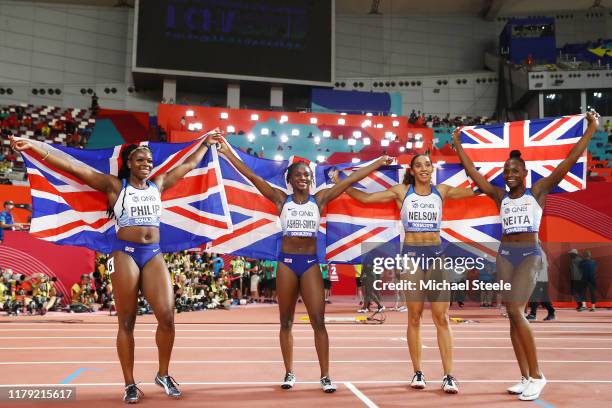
376 306 386 312
442 375 459 394
507 376 529 394
281 372 296 389
320 376 336 393
518 375 546 401
398 306 408 312
410 371 426 389
357 308 368 313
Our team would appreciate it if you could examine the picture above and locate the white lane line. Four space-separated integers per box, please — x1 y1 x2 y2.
2 328 610 334
2 323 611 328
345 382 379 408
1 379 612 386
1 346 611 350
1 359 611 365
1 336 609 341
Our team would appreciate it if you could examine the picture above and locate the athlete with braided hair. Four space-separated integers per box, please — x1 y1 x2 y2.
11 131 221 403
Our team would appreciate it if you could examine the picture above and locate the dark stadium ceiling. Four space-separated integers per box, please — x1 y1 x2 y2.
31 0 612 15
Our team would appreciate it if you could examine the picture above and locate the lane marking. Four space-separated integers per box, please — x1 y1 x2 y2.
1 346 612 350
345 382 379 408
2 359 612 365
534 399 556 408
1 380 611 386
59 367 100 384
1 336 610 341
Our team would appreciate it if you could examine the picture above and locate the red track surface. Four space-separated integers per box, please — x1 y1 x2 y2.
0 300 610 407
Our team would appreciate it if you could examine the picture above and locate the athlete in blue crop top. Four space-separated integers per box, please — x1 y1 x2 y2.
453 111 599 401
218 140 392 394
11 130 222 403
333 154 476 394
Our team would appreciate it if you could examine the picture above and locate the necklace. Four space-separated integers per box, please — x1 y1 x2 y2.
293 195 309 205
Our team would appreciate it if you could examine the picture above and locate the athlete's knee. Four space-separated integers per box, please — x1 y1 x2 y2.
118 313 137 333
506 306 524 322
432 310 450 328
157 309 175 332
309 314 326 331
280 316 293 331
408 311 423 327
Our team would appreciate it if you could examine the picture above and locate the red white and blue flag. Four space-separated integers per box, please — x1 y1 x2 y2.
455 114 587 193
20 136 231 254
18 115 588 262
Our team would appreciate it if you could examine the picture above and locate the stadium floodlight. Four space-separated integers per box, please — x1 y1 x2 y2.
353 131 362 138
291 129 300 136
399 146 406 152
261 128 270 135
280 115 288 123
314 136 321 144
340 112 347 116
310 117 318 124
361 119 372 128
392 120 400 127
250 113 259 121
220 112 229 119
187 123 195 131
186 110 194 117
338 118 346 125
415 133 423 140
281 134 289 143
415 141 424 149
406 142 413 149
247 133 255 142
351 158 360 163
194 122 203 130
316 155 326 163
376 123 383 129
366 112 373 117
323 130 331 137
274 154 284 161
363 137 371 145
227 125 235 133
381 139 390 147
348 138 357 146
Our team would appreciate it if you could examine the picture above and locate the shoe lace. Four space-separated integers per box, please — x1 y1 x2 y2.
284 373 295 382
125 383 144 399
415 371 424 382
444 375 457 387
159 374 180 389
321 376 332 386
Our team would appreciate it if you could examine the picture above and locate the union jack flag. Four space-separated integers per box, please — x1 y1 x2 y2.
206 144 297 260
315 160 402 263
19 136 231 254
458 115 588 193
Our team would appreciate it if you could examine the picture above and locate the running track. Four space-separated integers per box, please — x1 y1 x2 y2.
0 301 610 407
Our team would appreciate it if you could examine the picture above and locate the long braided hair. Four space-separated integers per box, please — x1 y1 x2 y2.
107 145 152 220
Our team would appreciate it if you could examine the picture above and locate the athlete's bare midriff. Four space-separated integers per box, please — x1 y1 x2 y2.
116 225 160 244
281 235 317 255
403 231 442 246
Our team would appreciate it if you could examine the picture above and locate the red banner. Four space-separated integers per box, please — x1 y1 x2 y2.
0 231 95 301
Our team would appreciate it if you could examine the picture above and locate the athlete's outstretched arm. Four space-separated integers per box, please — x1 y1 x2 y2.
452 129 504 203
154 129 222 192
316 156 393 207
216 140 286 208
330 169 403 204
532 111 599 198
10 136 119 194
436 184 476 200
